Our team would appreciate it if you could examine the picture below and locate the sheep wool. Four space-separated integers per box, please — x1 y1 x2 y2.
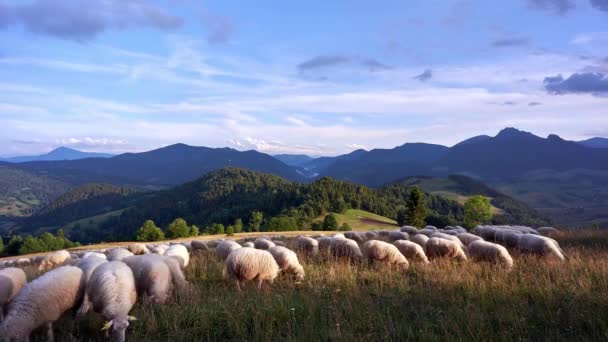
164 244 190 268
191 240 210 252
388 231 409 242
467 240 514 270
0 266 84 342
330 237 363 261
268 246 305 280
393 240 429 264
122 254 188 305
0 267 27 321
362 240 409 271
242 241 255 248
456 232 483 247
83 252 107 260
216 240 243 261
430 232 465 247
344 231 365 243
254 238 276 250
400 226 418 235
77 255 108 284
294 236 319 256
224 248 280 291
425 237 468 262
517 234 565 261
38 250 71 272
79 261 137 342
108 248 135 262
316 236 333 254
128 243 149 255
538 227 560 238
410 234 430 249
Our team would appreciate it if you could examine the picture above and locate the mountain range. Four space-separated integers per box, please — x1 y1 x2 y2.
0 147 114 163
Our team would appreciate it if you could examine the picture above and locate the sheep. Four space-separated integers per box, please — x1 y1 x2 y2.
242 241 255 248
0 266 84 341
494 229 522 248
393 240 429 264
268 246 305 280
431 232 465 247
0 267 27 321
517 234 565 261
191 240 210 252
423 225 437 231
83 252 107 260
344 231 366 243
410 234 430 248
216 240 243 261
206 239 224 248
224 248 280 291
388 230 409 242
365 231 379 240
150 244 169 255
330 237 363 261
294 236 319 257
107 248 135 262
362 240 409 271
400 226 418 235
38 250 71 272
122 254 188 304
127 243 149 255
316 236 333 254
457 232 483 246
254 238 276 250
425 237 468 262
273 240 287 247
416 229 436 237
164 244 190 268
180 241 192 253
467 240 514 270
15 258 31 268
332 233 346 239
538 227 560 237
78 261 137 342
77 255 108 284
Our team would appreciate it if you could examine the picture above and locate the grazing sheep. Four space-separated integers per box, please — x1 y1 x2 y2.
206 239 224 248
127 243 149 255
431 232 465 247
467 240 514 270
108 248 135 262
37 250 71 272
149 244 169 255
77 255 108 284
362 240 409 271
400 226 418 235
457 232 483 246
164 244 190 268
268 246 305 280
294 236 319 256
493 229 522 248
316 236 333 254
180 242 192 253
191 240 210 252
410 234 430 248
242 241 255 248
388 230 409 242
254 238 276 250
365 231 379 240
0 266 84 341
83 252 107 260
416 229 436 237
273 240 287 247
216 240 243 261
122 254 188 305
344 231 365 243
330 237 363 261
0 267 27 321
439 230 459 236
393 240 429 264
425 237 468 262
517 235 565 261
224 248 280 291
78 261 137 342
15 258 31 268
538 227 560 237
423 225 437 231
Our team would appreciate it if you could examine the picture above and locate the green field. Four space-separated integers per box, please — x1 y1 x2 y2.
314 209 398 231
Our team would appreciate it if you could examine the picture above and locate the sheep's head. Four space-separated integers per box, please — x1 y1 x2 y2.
102 315 136 342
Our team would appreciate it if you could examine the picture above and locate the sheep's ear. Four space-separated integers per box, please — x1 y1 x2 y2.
101 321 113 331
128 316 138 321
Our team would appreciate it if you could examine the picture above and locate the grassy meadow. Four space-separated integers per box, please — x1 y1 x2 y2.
314 209 398 231
35 230 608 341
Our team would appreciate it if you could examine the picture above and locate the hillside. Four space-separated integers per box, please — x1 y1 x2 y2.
0 147 114 163
0 165 70 217
314 209 398 231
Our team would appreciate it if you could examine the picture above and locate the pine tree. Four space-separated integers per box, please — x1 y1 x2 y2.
323 213 338 231
406 187 428 228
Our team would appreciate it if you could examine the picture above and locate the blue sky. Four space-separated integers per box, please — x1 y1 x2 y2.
1 0 607 157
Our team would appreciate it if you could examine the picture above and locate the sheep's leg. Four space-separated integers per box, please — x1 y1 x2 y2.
235 279 242 292
46 322 54 342
77 294 91 317
257 278 263 291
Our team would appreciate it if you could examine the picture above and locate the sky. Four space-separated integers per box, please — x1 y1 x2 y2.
0 0 608 157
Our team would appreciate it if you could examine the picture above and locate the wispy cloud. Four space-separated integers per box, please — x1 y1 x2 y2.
413 69 433 82
297 55 391 73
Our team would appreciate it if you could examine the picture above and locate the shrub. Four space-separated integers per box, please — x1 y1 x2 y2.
135 220 165 242
323 214 338 231
166 218 191 239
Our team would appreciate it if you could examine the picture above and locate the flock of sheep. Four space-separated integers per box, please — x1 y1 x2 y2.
0 224 564 341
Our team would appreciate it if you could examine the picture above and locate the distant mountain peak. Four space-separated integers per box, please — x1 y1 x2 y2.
495 127 539 140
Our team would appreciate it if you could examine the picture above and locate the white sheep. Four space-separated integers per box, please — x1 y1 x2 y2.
122 254 188 304
77 255 108 284
164 244 190 268
254 238 276 250
399 226 418 234
127 243 149 255
538 227 560 237
224 248 280 291
242 241 255 248
316 236 333 254
330 236 363 261
108 248 135 262
150 244 170 255
431 232 465 247
83 252 107 260
268 246 305 280
0 267 27 321
38 250 71 272
410 234 430 249
344 231 365 243
78 261 137 342
425 237 468 262
388 230 409 242
0 266 84 341
294 236 319 257
362 240 409 271
517 234 565 261
416 229 436 237
393 240 429 264
191 240 210 252
365 231 379 240
457 232 483 246
467 240 514 270
493 229 522 248
216 240 243 261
